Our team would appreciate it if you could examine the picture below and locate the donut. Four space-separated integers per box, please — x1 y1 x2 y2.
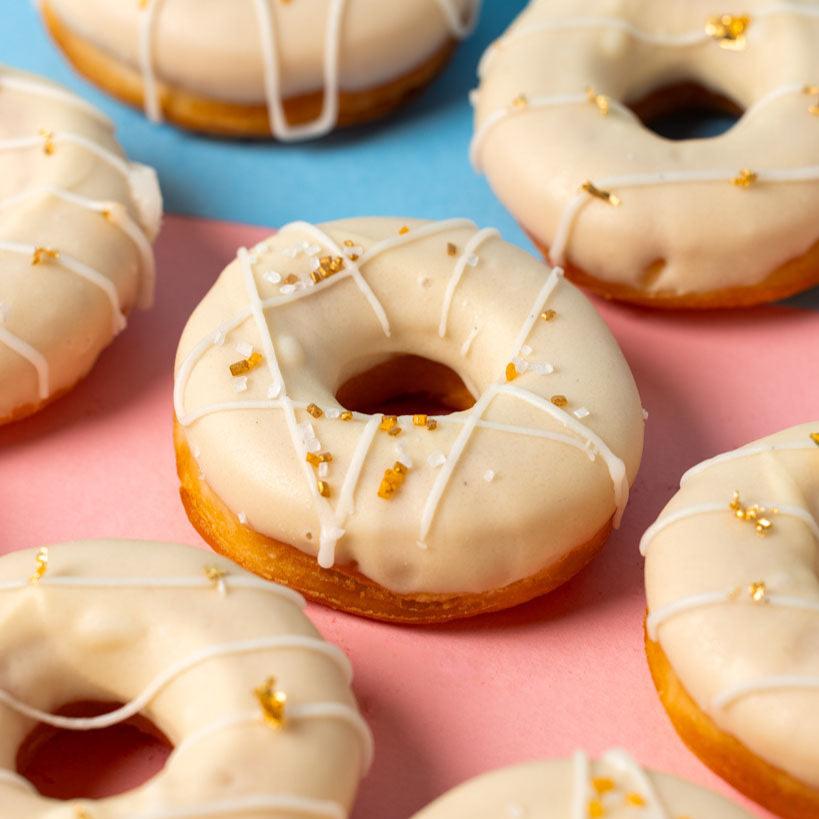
411 749 754 818
642 422 819 818
173 217 645 623
0 66 161 426
471 0 819 308
40 0 481 140
0 540 373 818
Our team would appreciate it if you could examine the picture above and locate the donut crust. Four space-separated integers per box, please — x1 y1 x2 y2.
175 421 615 624
41 1 457 138
645 629 819 819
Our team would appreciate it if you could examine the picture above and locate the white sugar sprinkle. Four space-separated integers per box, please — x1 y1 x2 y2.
521 344 532 356
318 462 329 479
305 243 321 256
512 356 529 373
212 327 226 346
280 284 296 295
483 469 495 482
395 444 413 469
191 444 201 459
428 452 446 468
267 381 282 399
416 541 429 551
233 376 248 393
235 341 253 358
237 511 248 525
573 407 590 419
506 803 526 818
642 407 650 420
531 361 555 375
264 270 282 284
307 439 321 454
326 408 341 419
282 246 299 258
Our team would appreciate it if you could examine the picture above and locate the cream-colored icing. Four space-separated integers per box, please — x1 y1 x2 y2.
411 750 753 818
175 217 644 596
46 0 480 139
0 66 161 420
0 540 371 818
471 0 819 296
644 421 819 788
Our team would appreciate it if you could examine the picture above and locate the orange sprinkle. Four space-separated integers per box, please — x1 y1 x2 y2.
412 414 428 427
505 362 518 382
31 246 60 266
625 792 646 807
317 480 331 498
339 410 354 421
399 225 410 235
380 415 398 433
229 351 263 377
306 403 324 419
551 394 568 408
540 309 557 321
306 452 333 468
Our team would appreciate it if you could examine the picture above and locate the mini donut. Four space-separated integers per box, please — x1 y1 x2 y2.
173 217 645 623
0 540 372 818
411 749 754 818
642 422 819 818
40 0 481 140
0 66 161 426
471 0 819 308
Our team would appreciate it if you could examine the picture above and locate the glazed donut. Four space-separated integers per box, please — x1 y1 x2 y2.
0 540 372 819
642 422 819 818
0 66 161 426
471 0 819 308
173 217 644 623
411 749 753 818
40 0 480 140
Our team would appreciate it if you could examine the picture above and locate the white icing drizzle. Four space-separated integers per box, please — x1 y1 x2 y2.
508 267 563 359
0 131 131 177
172 703 374 773
336 415 381 524
0 316 49 400
0 635 352 730
0 768 36 793
570 750 590 819
438 227 499 337
460 323 480 357
137 0 479 139
550 165 819 266
639 500 819 556
713 675 819 711
0 71 112 126
123 795 346 819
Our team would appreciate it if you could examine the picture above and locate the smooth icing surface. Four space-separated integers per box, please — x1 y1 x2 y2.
471 0 819 296
46 0 480 138
412 750 754 818
0 66 161 419
644 421 819 789
174 217 644 595
0 540 372 818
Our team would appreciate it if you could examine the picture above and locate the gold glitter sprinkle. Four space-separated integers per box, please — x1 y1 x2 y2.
729 491 776 535
551 394 568 408
229 351 263 377
314 255 346 282
625 792 646 807
306 403 324 419
254 677 287 728
511 93 529 109
705 14 751 49
31 246 60 266
138 0 150 9
413 414 428 427
587 798 605 818
378 462 409 500
540 309 557 322
380 415 399 433
592 777 615 795
447 242 458 257
399 225 410 235
505 362 518 382
387 426 403 437
339 410 354 421
30 547 48 584
811 432 819 445
805 85 819 115
732 168 758 188
426 418 438 431
581 180 621 207
204 565 228 590
283 273 299 285
38 128 56 155
317 480 331 498
306 451 333 467
749 580 769 604
74 809 92 819
585 86 610 116
344 239 355 247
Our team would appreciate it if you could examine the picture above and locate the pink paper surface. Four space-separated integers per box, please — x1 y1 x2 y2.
2 214 819 817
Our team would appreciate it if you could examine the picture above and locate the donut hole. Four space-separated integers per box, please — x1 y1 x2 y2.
335 354 477 416
16 701 172 800
627 80 743 140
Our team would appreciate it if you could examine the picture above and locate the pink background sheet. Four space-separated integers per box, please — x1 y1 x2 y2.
2 215 819 817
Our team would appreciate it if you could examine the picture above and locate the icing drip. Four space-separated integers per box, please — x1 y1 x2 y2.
138 0 480 139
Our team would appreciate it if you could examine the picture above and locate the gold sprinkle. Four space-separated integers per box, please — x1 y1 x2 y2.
306 403 324 419
101 208 113 221
540 309 557 322
378 462 409 500
138 0 150 9
317 480 331 498
412 414 428 427
31 246 60 266
505 362 518 382
805 85 819 115
749 580 769 604
306 451 333 467
343 239 355 247
426 418 438 431
204 565 228 590
446 242 458 257
587 798 606 818
399 225 410 235
732 168 758 188
38 128 56 155
387 426 403 437
551 394 568 408
314 255 346 281
729 491 777 535
380 415 399 433
811 432 819 446
585 86 610 116
581 180 621 207
592 777 615 795
511 93 529 109
29 547 48 584
254 677 287 728
705 13 751 49
283 273 299 285
229 351 263 377
625 792 647 807
339 410 354 421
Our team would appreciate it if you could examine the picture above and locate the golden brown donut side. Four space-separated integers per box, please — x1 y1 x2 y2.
41 1 457 138
175 421 614 624
644 627 819 819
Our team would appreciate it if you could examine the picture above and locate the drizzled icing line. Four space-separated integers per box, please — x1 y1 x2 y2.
0 72 113 126
122 795 346 819
138 0 479 139
639 500 819 556
0 635 352 730
0 320 49 400
0 131 131 176
713 675 819 711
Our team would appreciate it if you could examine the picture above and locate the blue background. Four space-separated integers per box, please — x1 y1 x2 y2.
2 1 816 309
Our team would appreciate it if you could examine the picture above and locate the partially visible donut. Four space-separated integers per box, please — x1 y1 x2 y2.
41 0 481 139
0 540 372 819
411 750 754 818
643 421 819 818
0 66 161 425
471 0 819 307
174 217 644 623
